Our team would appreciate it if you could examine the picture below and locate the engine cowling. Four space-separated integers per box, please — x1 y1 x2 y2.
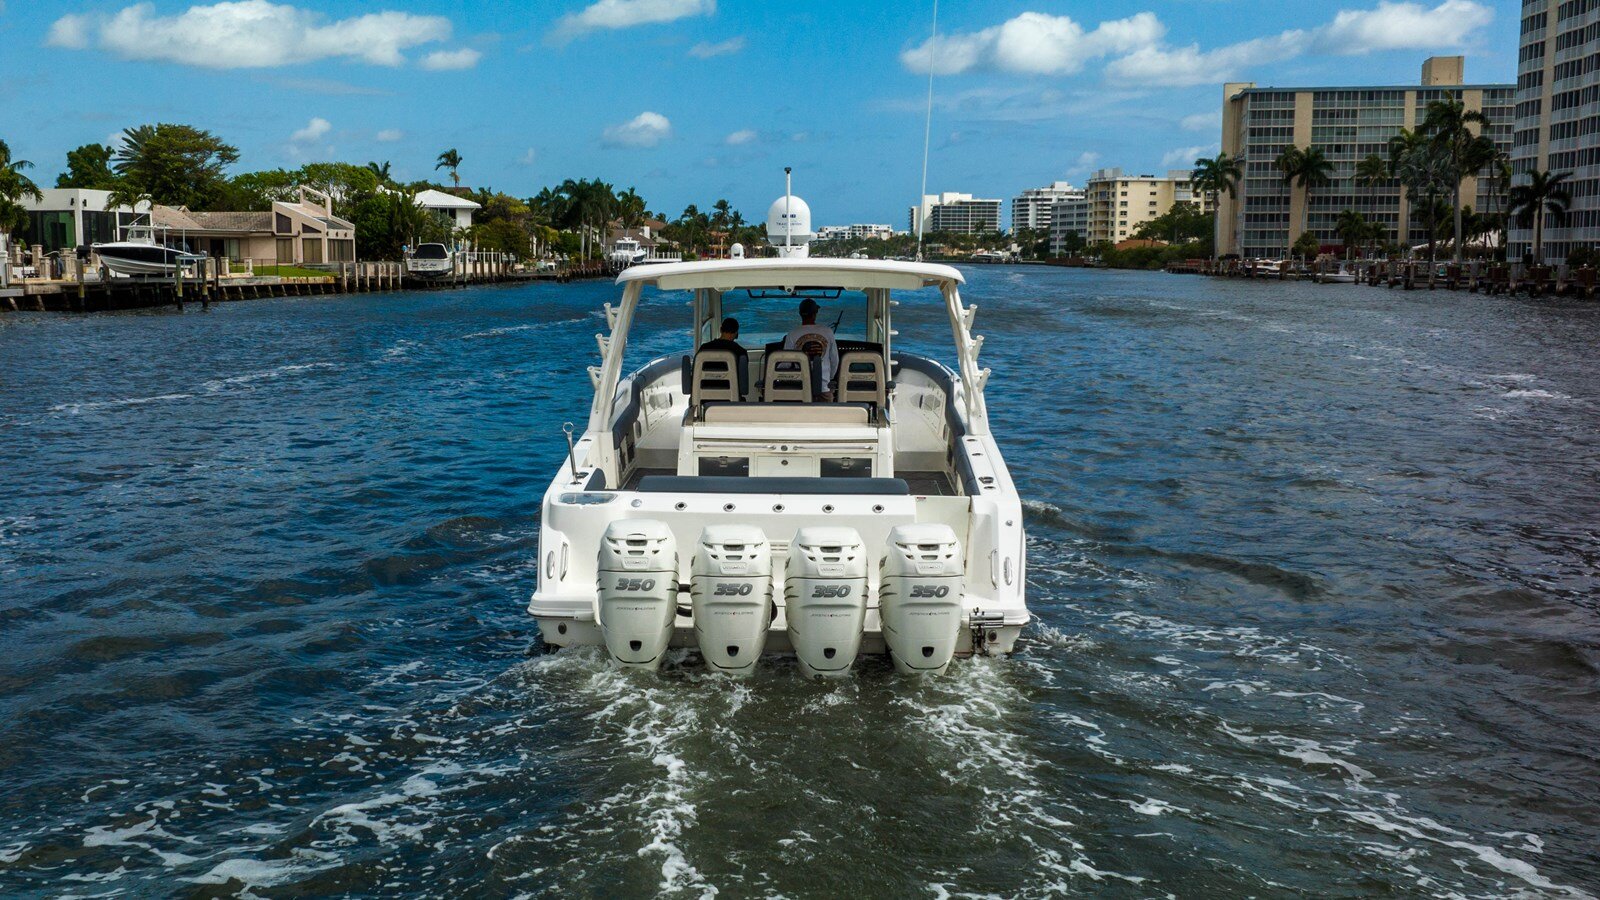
597 520 678 670
690 525 773 675
879 523 965 675
785 526 867 678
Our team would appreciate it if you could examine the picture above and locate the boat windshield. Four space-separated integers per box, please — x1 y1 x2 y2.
415 244 449 259
711 289 867 346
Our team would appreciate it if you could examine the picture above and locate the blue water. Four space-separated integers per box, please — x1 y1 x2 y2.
1 268 1598 897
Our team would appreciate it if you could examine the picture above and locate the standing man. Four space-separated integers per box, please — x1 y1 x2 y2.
783 298 838 401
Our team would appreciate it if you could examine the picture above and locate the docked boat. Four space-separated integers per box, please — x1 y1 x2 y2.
528 178 1029 677
608 237 649 267
1318 265 1357 284
405 243 454 278
93 225 185 277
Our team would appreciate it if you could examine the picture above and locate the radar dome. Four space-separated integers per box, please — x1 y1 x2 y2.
729 242 745 259
765 194 815 258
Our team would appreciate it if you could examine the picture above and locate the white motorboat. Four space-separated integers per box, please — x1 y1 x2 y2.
529 176 1029 677
405 243 454 278
93 225 185 277
608 237 649 267
1318 265 1357 284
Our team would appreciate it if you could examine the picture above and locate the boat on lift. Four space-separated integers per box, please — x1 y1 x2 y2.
405 243 454 278
608 237 649 267
93 225 185 277
528 171 1029 677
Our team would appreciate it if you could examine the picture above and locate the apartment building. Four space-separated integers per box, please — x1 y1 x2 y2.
1217 56 1514 258
1047 197 1091 254
1011 181 1083 233
817 223 897 241
1510 0 1599 264
1084 169 1208 245
909 192 1003 235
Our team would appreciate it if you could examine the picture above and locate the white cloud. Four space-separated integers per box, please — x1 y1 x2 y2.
725 129 758 146
603 111 672 148
1162 143 1218 167
901 1 1493 87
290 116 331 142
420 47 480 70
376 128 404 142
1107 30 1308 87
689 36 744 58
555 0 713 40
1067 151 1101 176
46 13 90 48
518 147 537 166
46 1 454 69
901 12 1164 75
1317 0 1494 53
1181 111 1222 133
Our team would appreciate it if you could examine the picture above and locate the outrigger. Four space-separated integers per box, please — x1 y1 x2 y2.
529 178 1028 677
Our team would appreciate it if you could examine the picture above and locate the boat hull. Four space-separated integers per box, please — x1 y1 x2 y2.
95 243 184 277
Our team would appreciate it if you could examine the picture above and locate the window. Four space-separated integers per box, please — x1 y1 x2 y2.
276 238 293 263
301 237 323 264
275 212 292 234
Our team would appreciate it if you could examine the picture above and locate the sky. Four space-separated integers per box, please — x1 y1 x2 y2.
3 0 1523 225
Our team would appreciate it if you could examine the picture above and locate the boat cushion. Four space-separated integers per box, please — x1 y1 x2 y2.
636 476 909 495
702 403 868 426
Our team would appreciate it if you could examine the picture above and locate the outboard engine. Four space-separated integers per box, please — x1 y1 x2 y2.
690 525 774 675
879 524 966 675
785 527 868 679
597 520 679 670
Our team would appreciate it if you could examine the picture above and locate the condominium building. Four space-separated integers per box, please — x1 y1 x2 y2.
1011 181 1083 233
1510 1 1599 264
1218 56 1514 258
1084 169 1208 245
1047 197 1090 254
909 192 1002 235
817 223 897 241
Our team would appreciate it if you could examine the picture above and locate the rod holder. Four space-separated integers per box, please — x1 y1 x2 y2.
562 422 580 481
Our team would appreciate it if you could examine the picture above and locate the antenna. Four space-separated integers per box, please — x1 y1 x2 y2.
916 0 939 263
785 166 793 249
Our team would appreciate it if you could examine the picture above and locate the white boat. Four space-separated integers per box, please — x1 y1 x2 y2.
405 243 454 278
608 237 649 267
1318 265 1357 284
93 225 185 277
529 176 1029 677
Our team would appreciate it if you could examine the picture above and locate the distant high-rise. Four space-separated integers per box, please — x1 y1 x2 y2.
1011 181 1083 234
1217 56 1513 259
1084 169 1208 245
1048 197 1090 254
909 192 1002 235
1510 1 1598 264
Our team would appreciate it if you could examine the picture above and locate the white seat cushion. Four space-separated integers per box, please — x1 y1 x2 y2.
702 404 868 426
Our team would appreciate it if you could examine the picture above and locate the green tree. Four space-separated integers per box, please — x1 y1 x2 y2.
1192 152 1242 257
111 123 239 210
1276 145 1334 246
1420 99 1490 265
0 139 44 238
1508 170 1571 265
365 160 393 186
56 143 120 190
435 148 462 188
1291 230 1320 261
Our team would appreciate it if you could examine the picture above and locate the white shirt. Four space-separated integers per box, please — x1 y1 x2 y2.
783 322 838 389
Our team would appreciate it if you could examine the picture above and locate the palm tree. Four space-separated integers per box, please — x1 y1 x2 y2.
615 186 647 229
435 149 462 188
1192 152 1242 257
1277 145 1334 252
0 139 44 238
1420 99 1490 265
1508 170 1572 265
366 160 393 185
1336 209 1370 260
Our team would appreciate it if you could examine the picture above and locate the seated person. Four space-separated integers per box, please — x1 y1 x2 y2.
782 298 838 401
698 317 748 398
700 317 745 358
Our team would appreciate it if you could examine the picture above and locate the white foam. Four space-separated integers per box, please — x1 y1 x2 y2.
51 393 195 414
1342 810 1593 898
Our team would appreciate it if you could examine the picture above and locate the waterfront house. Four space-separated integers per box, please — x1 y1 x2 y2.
153 187 355 266
16 189 151 253
414 189 480 231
